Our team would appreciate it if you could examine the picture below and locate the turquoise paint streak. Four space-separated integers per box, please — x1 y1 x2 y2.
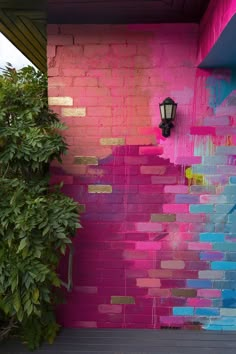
206 69 236 110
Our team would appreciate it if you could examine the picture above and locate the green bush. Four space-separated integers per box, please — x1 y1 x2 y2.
0 65 80 349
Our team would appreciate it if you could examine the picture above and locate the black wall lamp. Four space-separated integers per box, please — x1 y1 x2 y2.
159 97 177 137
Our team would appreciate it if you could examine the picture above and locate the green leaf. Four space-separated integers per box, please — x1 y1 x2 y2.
13 292 21 312
32 288 39 304
0 65 80 349
17 238 28 253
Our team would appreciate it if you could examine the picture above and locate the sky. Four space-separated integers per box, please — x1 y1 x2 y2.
0 32 33 70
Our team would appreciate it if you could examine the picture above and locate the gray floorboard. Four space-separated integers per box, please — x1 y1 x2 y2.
1 329 236 354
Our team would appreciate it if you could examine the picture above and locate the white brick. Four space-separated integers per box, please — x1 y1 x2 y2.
48 96 73 106
62 107 86 117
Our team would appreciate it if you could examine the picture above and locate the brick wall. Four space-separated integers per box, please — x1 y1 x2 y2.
198 0 236 64
48 24 236 330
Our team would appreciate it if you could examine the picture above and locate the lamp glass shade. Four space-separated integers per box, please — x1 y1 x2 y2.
160 105 165 119
159 97 177 121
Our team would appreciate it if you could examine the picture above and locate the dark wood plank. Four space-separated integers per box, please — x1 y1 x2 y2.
1 329 236 354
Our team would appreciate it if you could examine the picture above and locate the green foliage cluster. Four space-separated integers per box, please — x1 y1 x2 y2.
0 65 80 349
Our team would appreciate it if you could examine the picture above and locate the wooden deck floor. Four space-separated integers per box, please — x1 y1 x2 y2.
1 329 236 354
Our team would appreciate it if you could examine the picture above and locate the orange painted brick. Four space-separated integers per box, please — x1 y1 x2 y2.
73 77 98 87
141 166 166 175
99 76 124 87
123 250 150 260
84 44 110 57
135 56 153 68
148 269 173 278
110 87 130 97
48 68 59 77
125 96 150 106
87 69 112 78
99 127 112 136
126 136 156 145
47 45 56 57
138 127 160 135
137 278 161 288
86 87 110 97
48 35 73 46
61 68 86 77
57 46 83 62
98 304 122 314
48 77 72 87
112 44 137 56
161 260 185 270
48 87 60 97
148 288 171 297
97 96 124 106
87 107 112 117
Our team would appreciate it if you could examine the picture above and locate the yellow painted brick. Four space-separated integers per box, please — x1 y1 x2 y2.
151 214 176 222
111 296 135 305
48 96 73 106
62 107 86 117
74 156 98 165
88 185 112 193
161 260 185 270
100 137 125 146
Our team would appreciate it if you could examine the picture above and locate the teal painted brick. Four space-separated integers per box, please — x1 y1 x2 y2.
206 214 226 223
213 281 236 289
215 204 234 214
212 299 223 307
190 185 216 194
187 279 212 288
211 261 236 270
229 177 236 184
226 194 236 203
228 215 236 223
190 204 214 214
215 224 231 233
226 253 236 261
173 307 194 316
204 324 236 330
224 186 236 195
195 308 219 316
213 243 236 251
203 156 228 165
203 315 236 330
225 271 236 280
216 146 236 155
222 290 236 299
200 233 225 242
192 165 217 174
217 166 236 174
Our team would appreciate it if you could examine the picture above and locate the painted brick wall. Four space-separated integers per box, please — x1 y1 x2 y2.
198 0 236 64
48 24 236 330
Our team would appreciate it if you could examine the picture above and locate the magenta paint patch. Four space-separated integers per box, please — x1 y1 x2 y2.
48 23 236 331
